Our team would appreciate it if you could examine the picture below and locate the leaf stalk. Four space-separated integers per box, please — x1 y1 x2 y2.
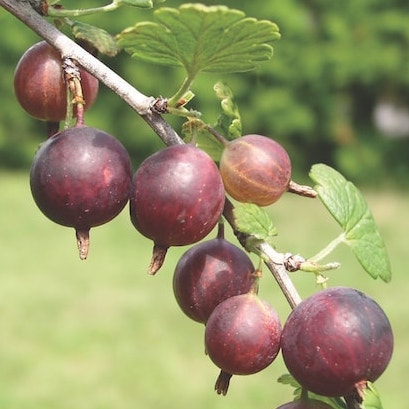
47 2 120 18
168 72 199 108
309 232 346 263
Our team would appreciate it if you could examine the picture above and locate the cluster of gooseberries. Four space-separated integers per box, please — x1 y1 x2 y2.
14 41 394 409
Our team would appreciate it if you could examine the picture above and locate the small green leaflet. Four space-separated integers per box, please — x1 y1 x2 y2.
309 164 391 283
182 126 224 162
277 373 301 391
232 203 277 249
278 374 383 409
214 81 242 140
117 4 280 75
71 21 120 57
362 382 383 409
277 374 347 409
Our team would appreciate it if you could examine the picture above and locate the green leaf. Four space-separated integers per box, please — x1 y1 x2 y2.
213 81 242 139
362 382 383 409
277 373 301 389
309 164 391 282
277 374 346 409
182 126 224 162
117 4 280 74
71 21 120 57
233 203 277 249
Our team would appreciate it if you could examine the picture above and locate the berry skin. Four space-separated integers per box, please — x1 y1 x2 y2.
205 292 282 376
219 134 291 206
281 286 393 397
14 41 99 122
130 144 225 249
173 237 255 323
276 398 333 409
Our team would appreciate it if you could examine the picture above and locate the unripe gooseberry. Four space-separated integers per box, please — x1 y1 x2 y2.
219 134 291 206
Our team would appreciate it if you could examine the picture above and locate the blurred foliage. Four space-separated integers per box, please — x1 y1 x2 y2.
1 0 409 186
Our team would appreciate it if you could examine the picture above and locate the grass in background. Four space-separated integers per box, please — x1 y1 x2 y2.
0 172 407 409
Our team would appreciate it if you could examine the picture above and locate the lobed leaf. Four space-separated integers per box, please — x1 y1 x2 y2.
117 4 280 75
71 21 120 57
309 164 391 282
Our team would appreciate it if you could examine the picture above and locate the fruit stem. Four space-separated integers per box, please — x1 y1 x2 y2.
204 125 229 147
300 388 309 400
76 228 90 260
72 76 85 126
344 393 362 409
287 180 317 198
216 220 225 239
62 57 86 127
148 244 169 275
214 370 233 396
64 80 74 129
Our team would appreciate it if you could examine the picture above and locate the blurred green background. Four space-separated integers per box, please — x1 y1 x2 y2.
0 1 408 408
1 0 409 185
1 173 407 409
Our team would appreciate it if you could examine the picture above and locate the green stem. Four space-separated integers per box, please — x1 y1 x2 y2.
47 2 119 17
166 106 201 118
168 72 198 107
309 232 346 263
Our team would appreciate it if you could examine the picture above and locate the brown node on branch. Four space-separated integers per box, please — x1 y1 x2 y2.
151 97 169 114
28 0 48 15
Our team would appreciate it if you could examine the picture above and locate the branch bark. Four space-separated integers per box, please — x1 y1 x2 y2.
1 0 303 309
222 199 302 308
